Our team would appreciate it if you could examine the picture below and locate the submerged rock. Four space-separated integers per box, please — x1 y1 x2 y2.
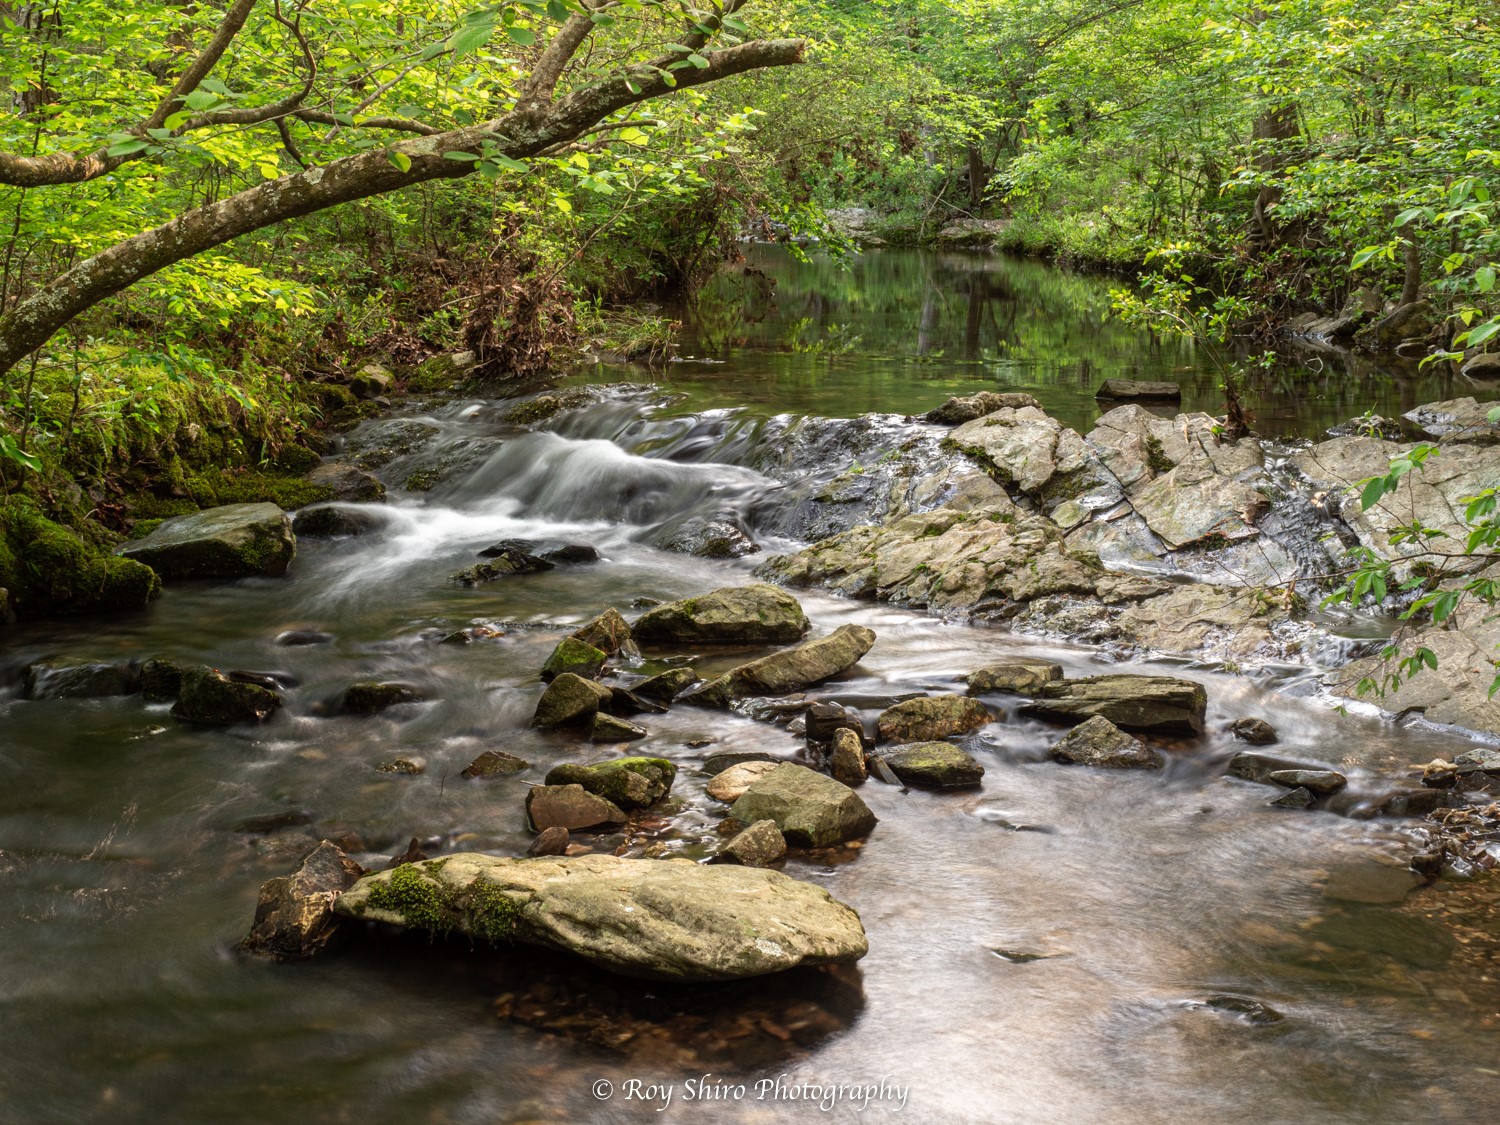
545 758 676 808
1227 751 1321 785
1268 787 1314 809
241 841 365 959
375 757 424 775
713 819 787 867
334 853 868 981
1021 674 1207 735
22 658 140 700
880 742 985 788
1048 715 1164 769
590 713 648 742
730 763 877 847
876 694 991 744
341 681 425 714
1267 768 1346 795
172 665 281 725
525 784 627 832
682 624 877 708
632 584 809 645
1229 717 1278 745
452 544 553 584
966 660 1062 697
631 666 700 703
119 503 295 580
532 673 613 728
460 750 529 778
541 636 607 682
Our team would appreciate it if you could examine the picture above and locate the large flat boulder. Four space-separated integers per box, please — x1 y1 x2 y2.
682 624 876 708
118 503 295 579
1020 674 1206 735
333 853 868 981
880 742 985 788
730 763 877 847
631 584 809 645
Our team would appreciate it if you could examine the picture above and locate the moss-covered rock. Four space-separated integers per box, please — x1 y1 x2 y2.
879 742 985 788
305 462 386 503
334 852 868 981
630 666 699 702
140 658 184 702
1048 715 1163 769
545 757 677 808
118 502 295 580
590 712 648 742
632 584 809 645
532 672 612 728
0 498 160 618
540 636 607 682
172 664 282 725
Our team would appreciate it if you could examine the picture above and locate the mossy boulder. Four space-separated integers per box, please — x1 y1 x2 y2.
880 742 985 788
545 757 677 808
541 636 607 682
140 657 184 702
730 763 877 847
23 658 141 700
682 624 877 708
342 681 426 714
532 673 613 728
1021 674 1207 735
305 462 386 503
876 695 991 744
451 545 552 584
525 784 628 832
333 852 868 981
118 502 295 580
172 664 282 725
966 660 1063 697
0 499 160 617
1048 715 1164 769
632 584 810 645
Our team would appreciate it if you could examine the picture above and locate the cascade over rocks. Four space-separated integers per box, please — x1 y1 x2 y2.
631 583 809 645
119 503 295 580
681 624 876 707
333 853 868 982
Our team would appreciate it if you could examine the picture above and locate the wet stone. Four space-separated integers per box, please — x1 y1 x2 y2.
23 658 140 700
707 761 782 803
1048 715 1164 769
461 750 529 778
342 681 426 714
139 658 183 702
528 826 570 857
452 545 554 584
1267 768 1346 795
829 728 867 786
545 758 675 809
570 607 637 658
1022 674 1207 736
275 629 334 646
631 583 809 645
703 750 781 776
1268 786 1314 809
532 673 612 728
631 666 700 703
805 701 865 745
712 819 787 867
525 784 628 832
877 694 991 744
1227 750 1320 785
729 763 878 848
240 841 365 960
880 742 985 788
1229 717 1279 745
375 757 425 775
172 665 281 725
292 504 384 538
540 636 607 682
1201 995 1283 1025
590 713 648 742
966 660 1063 697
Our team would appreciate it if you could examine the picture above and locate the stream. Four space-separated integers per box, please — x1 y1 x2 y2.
2 248 1497 1123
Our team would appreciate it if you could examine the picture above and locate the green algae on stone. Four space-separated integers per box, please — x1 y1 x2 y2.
544 757 677 809
541 636 608 682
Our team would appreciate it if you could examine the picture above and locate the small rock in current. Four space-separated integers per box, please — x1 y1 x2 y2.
528 826 571 857
461 750 529 778
712 819 786 867
1268 786 1314 809
829 728 867 786
1267 768 1346 795
1229 717 1278 745
1048 715 1164 769
590 713 648 742
376 757 425 775
525 784 627 832
707 760 782 803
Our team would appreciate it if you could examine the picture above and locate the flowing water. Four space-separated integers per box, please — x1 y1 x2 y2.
2 249 1498 1125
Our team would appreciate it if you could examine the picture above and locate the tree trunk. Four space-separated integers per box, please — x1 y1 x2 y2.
0 38 804 378
1401 238 1422 305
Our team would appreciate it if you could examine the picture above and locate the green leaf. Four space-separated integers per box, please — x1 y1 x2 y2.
687 53 710 68
1465 319 1500 347
388 151 412 173
493 155 529 173
106 139 150 157
506 25 537 46
1350 246 1380 268
443 151 480 162
547 0 570 20
1392 207 1426 227
1359 477 1387 510
1478 267 1497 293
